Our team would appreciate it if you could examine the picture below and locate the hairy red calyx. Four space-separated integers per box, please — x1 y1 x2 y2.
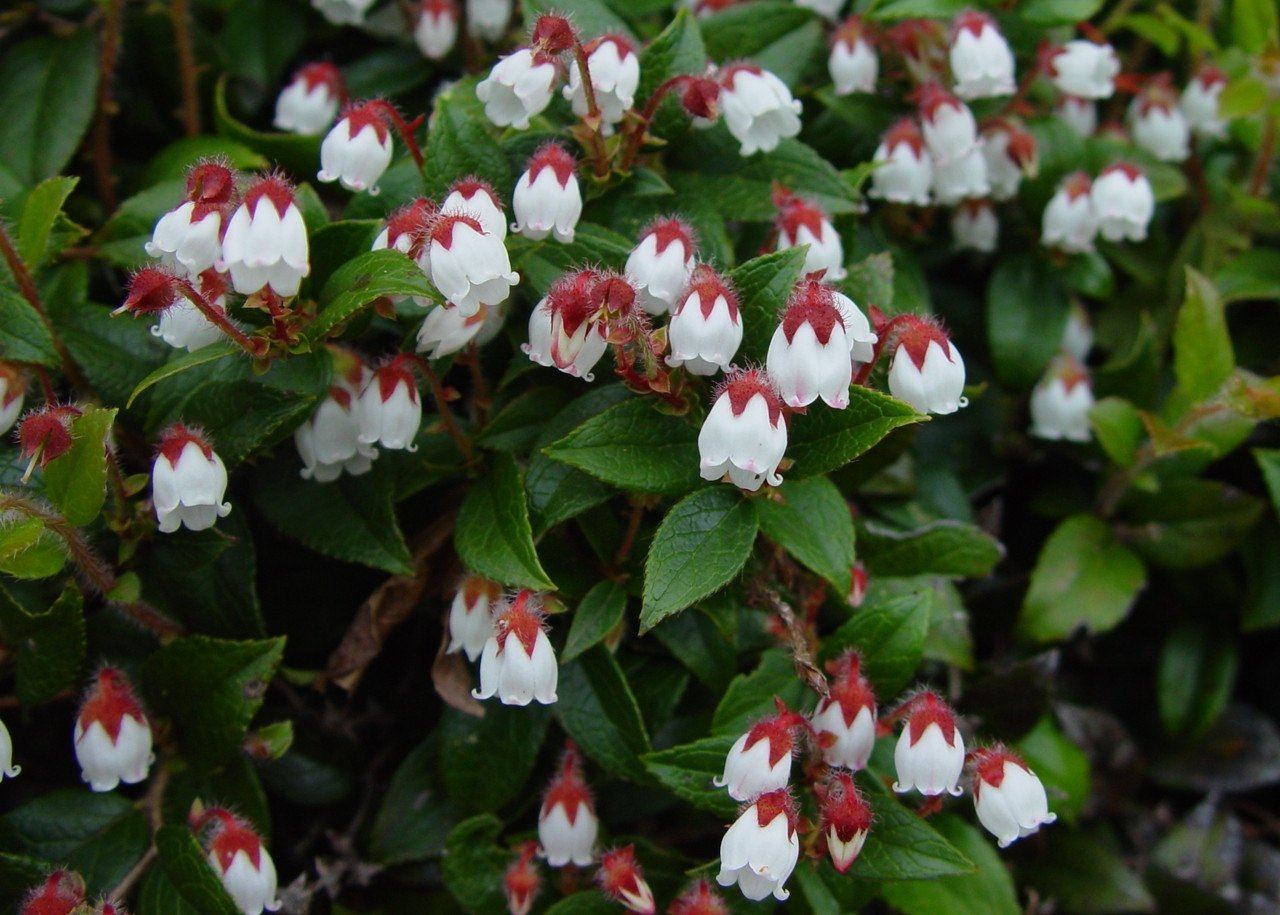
122 267 180 316
18 405 81 468
429 212 485 248
668 880 729 915
742 699 807 767
820 771 873 841
905 691 958 745
642 216 695 257
496 589 547 656
243 175 297 219
682 265 739 321
719 368 783 426
882 117 926 156
341 101 391 143
820 651 877 727
78 667 147 743
527 141 577 186
751 788 799 835
157 422 215 464
971 744 1029 797
541 741 593 825
374 355 419 404
780 279 843 346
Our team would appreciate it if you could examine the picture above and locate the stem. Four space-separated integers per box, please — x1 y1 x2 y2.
1249 111 1277 197
170 0 201 136
611 499 645 572
619 75 688 173
370 100 426 171
90 0 124 212
417 359 474 462
1185 153 1211 212
464 342 491 423
174 278 265 356
0 491 115 593
571 41 611 180
109 760 171 905
757 587 829 699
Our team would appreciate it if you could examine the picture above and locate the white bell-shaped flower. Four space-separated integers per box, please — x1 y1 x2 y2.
219 176 310 297
1056 95 1098 137
523 297 556 368
447 575 501 661
717 65 802 156
441 177 506 240
869 118 934 206
319 103 394 194
919 82 978 165
466 0 511 40
153 270 232 352
666 266 741 376
563 35 640 134
830 18 878 95
357 356 421 451
415 0 459 60
717 790 800 902
1091 163 1155 242
713 702 805 802
417 303 489 359
545 270 619 382
295 378 378 483
1042 171 1097 254
473 590 559 706
980 119 1037 201
1181 66 1228 138
512 142 582 243
892 692 966 797
146 161 238 277
698 368 788 492
810 652 877 770
951 199 998 253
476 47 558 129
1046 40 1119 99
773 188 846 282
767 279 855 409
74 667 153 792
887 319 967 415
1128 76 1191 162
949 11 1015 99
1030 356 1094 442
972 747 1057 847
273 62 344 135
931 144 989 204
198 809 281 915
625 217 697 316
820 772 872 873
1062 302 1093 361
424 213 519 316
152 424 231 533
538 743 598 866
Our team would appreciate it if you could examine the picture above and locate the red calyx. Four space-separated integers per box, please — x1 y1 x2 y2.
328 385 354 411
822 651 877 727
122 267 180 316
243 174 297 219
461 574 501 611
21 871 86 915
385 198 438 258
668 880 729 915
429 212 485 248
504 842 541 915
342 101 391 143
374 355 419 404
917 81 961 121
887 18 943 61
952 9 993 40
684 265 738 321
958 198 992 219
781 279 843 346
296 61 346 100
719 368 783 426
1061 170 1092 201
185 160 237 216
970 744 1027 797
421 0 458 18
680 76 720 119
1100 161 1143 182
718 63 763 92
197 810 264 873
906 691 958 746
773 186 827 245
894 315 952 371
531 13 576 56
496 589 547 657
158 422 214 465
18 406 81 467
449 176 502 208
1053 354 1091 393
833 16 870 50
546 269 601 339
1196 64 1226 88
883 117 926 156
751 788 799 835
585 33 636 60
527 141 577 187
643 216 695 257
597 846 653 912
820 771 873 843
742 699 806 767
1136 72 1177 113
78 667 146 743
589 272 637 318
542 741 594 825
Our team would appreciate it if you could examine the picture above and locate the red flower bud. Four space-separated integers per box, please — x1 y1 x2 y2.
597 845 655 915
21 871 86 915
18 405 81 471
532 13 576 55
121 267 182 316
681 76 720 120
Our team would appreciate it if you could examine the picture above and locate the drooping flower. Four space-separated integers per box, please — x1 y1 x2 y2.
273 62 345 135
1180 65 1228 139
473 589 559 706
1041 171 1097 254
887 318 967 415
819 771 872 872
714 700 807 802
442 177 506 240
466 0 512 39
295 368 379 483
1029 355 1094 442
666 265 741 376
829 17 878 95
698 368 788 491
624 217 697 316
219 175 310 297
869 118 933 206
918 82 978 165
892 691 966 797
810 651 877 770
151 424 232 533
146 160 237 277
318 102 394 194
563 35 640 134
424 212 519 316
597 846 656 915
512 142 583 243
980 118 1036 201
773 187 846 283
504 842 541 915
767 279 855 409
1128 74 1191 162
312 0 375 26
951 199 998 253
446 574 501 661
717 64 803 156
717 789 800 902
1091 162 1155 242
538 742 598 866
971 745 1057 847
948 10 1015 99
476 47 559 129
194 809 281 915
152 270 232 352
415 0 459 60
668 880 729 915
74 667 153 792
18 404 81 474
1044 39 1119 99
417 303 491 359
931 145 989 205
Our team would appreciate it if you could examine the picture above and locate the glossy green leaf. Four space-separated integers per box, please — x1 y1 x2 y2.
642 734 739 817
456 453 554 589
16 176 78 267
1119 480 1262 569
823 583 930 697
0 286 57 367
440 707 551 812
441 815 509 915
879 814 1015 911
787 387 925 477
308 249 438 343
563 579 628 663
986 252 1070 390
0 583 85 707
757 475 854 592
556 646 652 780
1157 622 1238 738
1173 267 1234 403
857 518 1003 578
368 740 460 865
42 406 116 527
730 247 808 362
153 826 240 915
711 648 807 735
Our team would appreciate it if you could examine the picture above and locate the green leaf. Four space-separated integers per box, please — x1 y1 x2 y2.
440 706 551 812
308 249 438 343
252 457 413 575
441 815 509 915
857 518 1003 578
843 252 895 313
211 77 320 176
700 1 823 87
556 646 652 781
523 0 634 37
822 584 930 697
642 734 739 817
543 397 703 496
640 487 758 631
0 286 57 367
0 518 66 580
878 814 1016 912
216 0 307 87
0 31 98 189
730 247 808 363
0 791 148 897
847 777 973 879
368 740 460 865
787 387 925 477
1018 0 1103 26
455 453 554 589
637 9 708 136
16 176 78 267
1119 480 1262 569
128 341 241 408
0 852 52 904
1018 515 1146 644
757 476 854 592
651 604 736 690
1021 831 1155 912
1258 448 1280 514
422 77 511 199
1232 0 1279 51
1090 397 1144 466
1157 622 1238 738
510 223 635 298
563 579 628 663
144 636 285 769
306 219 382 294
920 576 974 671
986 252 1070 389
1213 249 1280 303
42 406 116 527
154 826 241 915
867 0 968 18
711 648 807 735
1173 267 1234 403
1017 715 1090 824
0 583 86 707
476 387 573 453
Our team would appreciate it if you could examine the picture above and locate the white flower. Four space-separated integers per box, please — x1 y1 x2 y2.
415 0 459 60
774 189 846 282
546 271 619 382
538 746 597 867
949 11 1015 99
442 177 506 240
273 63 344 135
624 217 696 316
892 693 965 797
311 0 375 25
424 213 519 316
1092 163 1155 242
869 118 933 206
717 791 800 902
146 161 237 277
512 142 582 243
153 271 232 352
888 321 967 415
1042 172 1097 254
767 279 855 409
952 200 998 253
219 177 310 297
972 748 1057 847
476 48 558 129
564 35 640 134
931 144 989 204
981 119 1036 201
1030 357 1094 442
202 812 281 915
718 65 803 156
809 653 877 770
446 575 501 661
523 297 555 368
1181 66 1228 138
919 83 978 164
1056 95 1098 137
472 590 558 706
820 773 872 873
833 290 877 362
698 368 787 491
829 19 878 95
417 303 489 358
0 717 18 781
295 379 378 483
466 0 511 40
1129 79 1191 162
319 105 394 194
152 425 231 533
357 357 421 451
713 706 802 802
0 368 25 437
1047 40 1119 99
666 266 741 376
73 668 153 792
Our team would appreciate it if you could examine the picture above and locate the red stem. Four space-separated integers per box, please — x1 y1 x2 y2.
370 100 426 171
572 41 611 180
620 75 690 172
174 279 265 356
407 354 474 462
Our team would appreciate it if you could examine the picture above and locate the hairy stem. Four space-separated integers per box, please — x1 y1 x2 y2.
572 41 611 180
418 360 474 462
1250 111 1277 197
619 75 688 173
90 0 124 211
371 100 426 171
170 0 201 136
175 278 265 356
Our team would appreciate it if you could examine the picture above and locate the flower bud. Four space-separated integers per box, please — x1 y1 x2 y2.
668 880 729 915
415 0 459 60
1056 95 1097 137
949 11 1014 99
981 119 1036 201
1030 355 1093 442
19 405 81 473
1180 65 1227 139
625 217 697 316
446 574 501 662
820 772 872 872
152 270 232 353
971 745 1057 847
146 161 237 277
888 18 946 84
767 279 855 409
680 76 720 120
717 65 802 156
887 319 967 415
21 871 86 915
869 118 933 206
1041 171 1097 254
666 265 741 376
152 424 232 533
543 269 609 380
1091 163 1154 243
318 102 394 194
425 213 520 316
951 199 998 253
273 62 345 135
531 13 575 55
773 187 846 283
717 789 799 902
918 82 977 165
698 368 787 491
193 809 281 915
466 0 511 40
473 589 558 706
0 364 25 437
219 175 310 297
504 842 541 915
512 142 583 243
1044 39 1119 99
829 17 878 95
1128 74 1190 162
892 691 965 797
597 846 656 915
74 667 153 792
538 742 598 866
442 177 506 240
356 356 421 451
476 47 558 129
811 651 877 770
564 35 640 133
714 700 806 801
